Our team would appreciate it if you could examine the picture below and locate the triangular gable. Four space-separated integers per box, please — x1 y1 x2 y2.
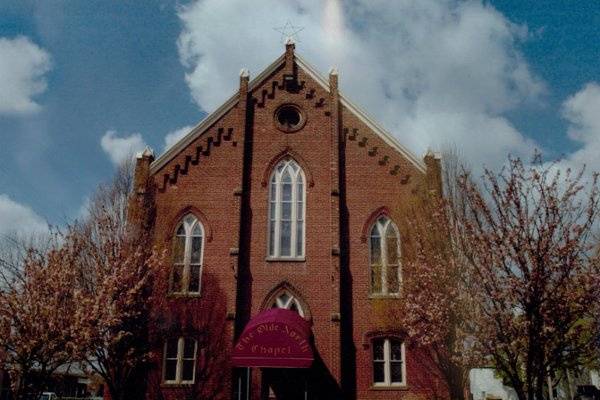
150 52 426 175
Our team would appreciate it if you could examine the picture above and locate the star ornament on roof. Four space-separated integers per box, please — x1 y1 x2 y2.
274 21 304 44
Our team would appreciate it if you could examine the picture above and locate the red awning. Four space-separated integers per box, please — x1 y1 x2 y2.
232 308 314 368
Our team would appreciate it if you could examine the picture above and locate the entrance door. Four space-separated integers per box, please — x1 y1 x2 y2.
261 368 309 400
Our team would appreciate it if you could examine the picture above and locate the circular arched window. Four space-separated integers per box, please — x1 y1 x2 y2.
274 104 305 132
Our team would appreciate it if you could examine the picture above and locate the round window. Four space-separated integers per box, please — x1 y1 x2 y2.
274 104 305 132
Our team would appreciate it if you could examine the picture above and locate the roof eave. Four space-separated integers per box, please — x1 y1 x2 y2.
150 54 286 175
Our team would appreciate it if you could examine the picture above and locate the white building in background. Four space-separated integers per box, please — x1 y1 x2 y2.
470 368 600 400
591 371 600 388
470 369 518 400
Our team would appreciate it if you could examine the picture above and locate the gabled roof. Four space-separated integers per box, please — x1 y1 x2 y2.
150 52 426 174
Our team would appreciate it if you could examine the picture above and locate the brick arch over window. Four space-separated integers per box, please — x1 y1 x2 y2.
261 148 315 188
260 281 312 321
362 329 406 349
166 206 213 244
361 206 391 243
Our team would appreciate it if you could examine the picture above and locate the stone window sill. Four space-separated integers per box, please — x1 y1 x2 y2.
370 384 408 391
265 256 306 262
161 382 195 388
167 292 201 299
368 293 401 299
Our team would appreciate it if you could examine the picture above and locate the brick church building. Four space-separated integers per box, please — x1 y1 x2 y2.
130 41 445 400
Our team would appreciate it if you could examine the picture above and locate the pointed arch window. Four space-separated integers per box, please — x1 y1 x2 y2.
370 216 401 295
171 214 204 295
271 290 305 317
268 159 305 259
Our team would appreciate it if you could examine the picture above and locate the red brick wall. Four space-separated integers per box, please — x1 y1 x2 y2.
144 46 447 400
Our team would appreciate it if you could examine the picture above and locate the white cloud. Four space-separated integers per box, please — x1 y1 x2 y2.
176 0 546 170
100 130 146 166
0 194 48 235
0 36 51 114
164 125 193 151
555 82 600 173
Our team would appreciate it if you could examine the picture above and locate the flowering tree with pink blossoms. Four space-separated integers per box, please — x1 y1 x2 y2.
70 161 164 400
383 153 600 400
0 234 79 400
454 156 600 400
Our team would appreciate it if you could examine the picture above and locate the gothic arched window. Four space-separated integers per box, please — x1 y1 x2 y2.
268 159 305 259
171 214 204 295
369 216 401 295
271 290 305 317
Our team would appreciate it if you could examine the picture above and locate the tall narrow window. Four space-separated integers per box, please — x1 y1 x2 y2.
268 159 305 258
372 338 405 387
163 337 198 384
171 214 204 294
370 216 401 295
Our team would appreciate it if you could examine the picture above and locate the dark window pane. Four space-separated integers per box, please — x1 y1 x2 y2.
297 182 303 204
296 222 303 256
270 201 276 219
282 170 292 184
282 201 292 220
184 338 196 358
192 224 202 236
188 265 200 293
386 234 399 264
297 200 303 220
370 237 381 264
191 236 202 264
371 224 381 238
371 264 382 293
373 361 385 383
388 265 400 294
176 225 185 235
166 338 178 358
182 359 195 381
282 182 292 201
269 222 276 255
373 339 384 360
173 236 186 264
280 221 291 256
278 292 290 305
171 265 184 293
164 360 177 381
391 340 402 360
391 362 403 383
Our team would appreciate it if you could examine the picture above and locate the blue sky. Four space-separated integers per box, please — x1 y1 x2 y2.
0 0 599 232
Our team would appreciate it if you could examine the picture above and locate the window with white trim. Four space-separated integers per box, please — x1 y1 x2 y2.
271 290 305 317
369 216 401 295
268 159 305 259
372 338 405 387
163 337 198 384
171 214 204 294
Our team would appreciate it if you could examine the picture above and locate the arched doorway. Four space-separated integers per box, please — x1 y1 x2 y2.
233 286 314 400
264 287 310 400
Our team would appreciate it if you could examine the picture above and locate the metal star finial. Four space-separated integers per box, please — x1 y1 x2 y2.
274 21 304 44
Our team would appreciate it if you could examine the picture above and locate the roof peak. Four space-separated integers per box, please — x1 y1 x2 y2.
150 51 426 175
